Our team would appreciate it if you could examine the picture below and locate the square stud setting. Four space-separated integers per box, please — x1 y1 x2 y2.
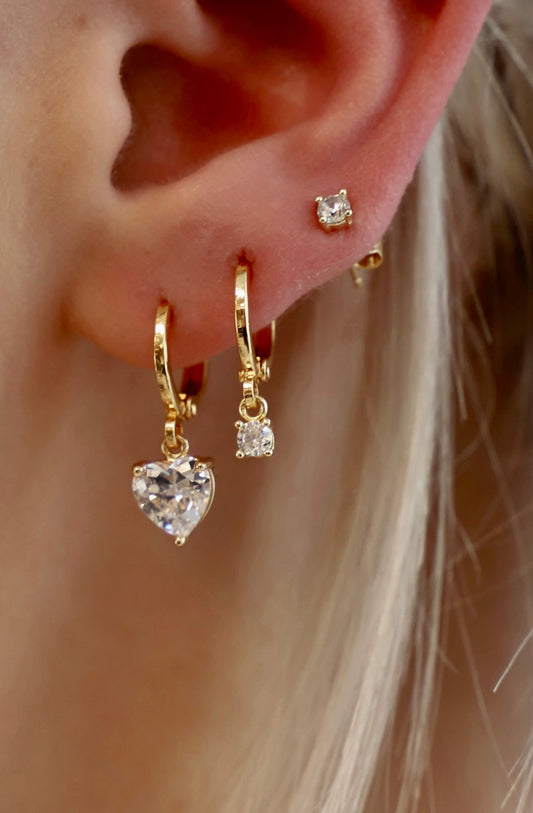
316 189 353 231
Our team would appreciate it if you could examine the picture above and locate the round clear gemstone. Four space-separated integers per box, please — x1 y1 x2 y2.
132 456 214 539
317 194 351 226
237 421 275 457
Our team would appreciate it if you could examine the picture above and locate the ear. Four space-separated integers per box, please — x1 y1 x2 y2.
64 0 491 367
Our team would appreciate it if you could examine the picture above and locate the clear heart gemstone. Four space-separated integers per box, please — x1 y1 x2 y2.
132 456 214 543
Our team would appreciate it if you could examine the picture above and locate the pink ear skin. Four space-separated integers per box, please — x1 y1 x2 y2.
60 0 492 368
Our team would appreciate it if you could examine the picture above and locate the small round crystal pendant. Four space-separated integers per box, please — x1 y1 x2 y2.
235 419 275 458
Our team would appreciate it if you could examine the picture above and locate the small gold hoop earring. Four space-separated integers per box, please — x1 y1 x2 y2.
234 263 275 458
131 303 215 546
154 304 206 458
351 240 384 286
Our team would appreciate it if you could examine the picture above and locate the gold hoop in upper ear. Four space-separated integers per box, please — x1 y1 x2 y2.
351 241 384 286
234 262 275 459
131 302 215 546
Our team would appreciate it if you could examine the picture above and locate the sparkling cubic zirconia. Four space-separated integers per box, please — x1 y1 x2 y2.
317 193 351 227
132 456 213 538
237 421 275 457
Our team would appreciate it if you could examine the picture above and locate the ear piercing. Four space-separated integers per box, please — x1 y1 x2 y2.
131 303 215 547
315 188 353 231
234 262 275 459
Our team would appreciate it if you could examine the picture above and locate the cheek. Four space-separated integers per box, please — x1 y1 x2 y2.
0 3 131 261
24 41 131 229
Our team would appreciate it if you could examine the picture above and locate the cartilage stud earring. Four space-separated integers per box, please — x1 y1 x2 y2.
315 188 353 231
131 303 215 546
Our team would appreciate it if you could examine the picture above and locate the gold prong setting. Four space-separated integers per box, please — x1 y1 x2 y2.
235 417 275 459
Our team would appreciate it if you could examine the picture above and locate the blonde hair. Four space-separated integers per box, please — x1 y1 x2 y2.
221 1 533 810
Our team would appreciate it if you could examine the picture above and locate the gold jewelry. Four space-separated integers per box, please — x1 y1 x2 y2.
315 188 353 231
234 263 275 458
351 241 384 286
131 303 215 546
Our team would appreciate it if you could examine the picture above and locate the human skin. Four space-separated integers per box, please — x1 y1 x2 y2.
1 1 530 812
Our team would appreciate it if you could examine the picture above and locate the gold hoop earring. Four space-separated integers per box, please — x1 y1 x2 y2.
131 303 215 546
234 263 275 459
351 241 384 286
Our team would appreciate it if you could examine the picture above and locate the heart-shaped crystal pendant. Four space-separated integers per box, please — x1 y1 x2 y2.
132 456 215 546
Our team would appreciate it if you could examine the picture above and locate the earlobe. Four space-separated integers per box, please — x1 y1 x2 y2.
65 0 492 369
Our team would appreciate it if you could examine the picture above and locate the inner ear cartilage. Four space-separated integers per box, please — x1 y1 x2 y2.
315 188 353 231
